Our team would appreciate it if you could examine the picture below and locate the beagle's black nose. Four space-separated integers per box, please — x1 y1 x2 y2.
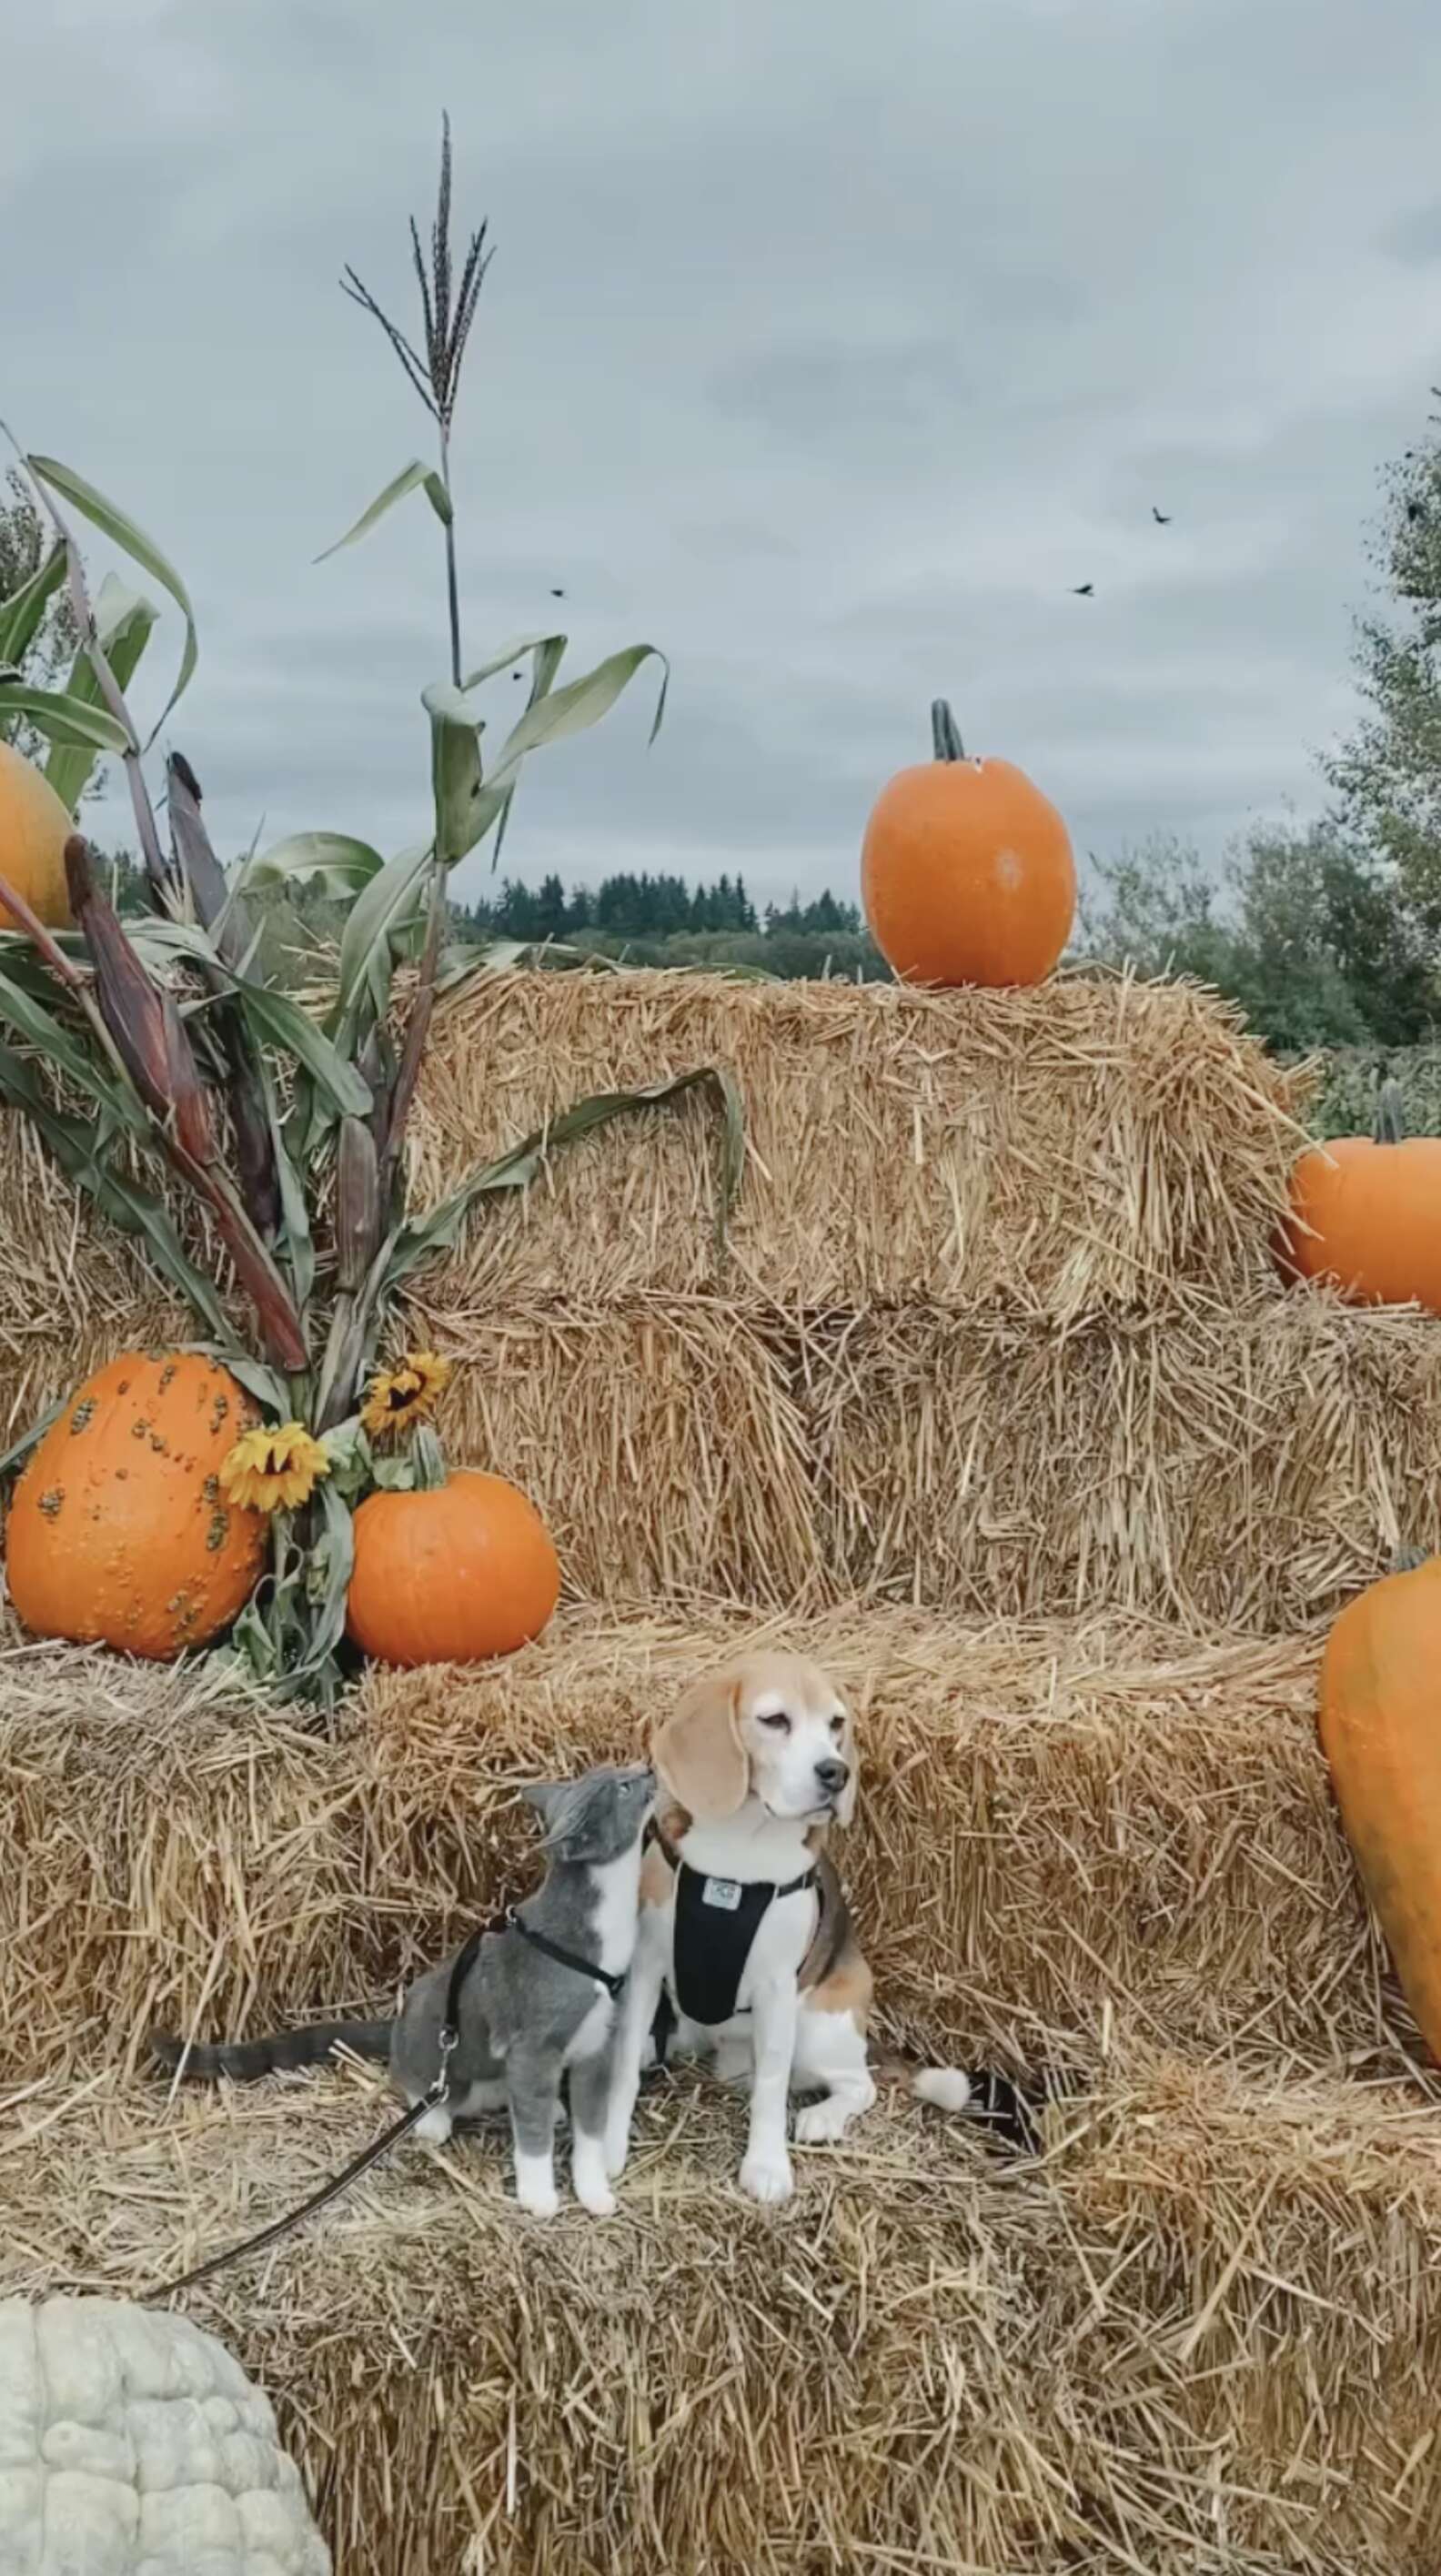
815 1757 850 1796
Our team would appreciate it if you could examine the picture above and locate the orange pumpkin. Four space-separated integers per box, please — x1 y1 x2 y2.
347 1465 560 1665
0 740 75 931
1320 1554 1441 2059
5 1353 267 1658
1281 1085 1441 1314
861 699 1075 988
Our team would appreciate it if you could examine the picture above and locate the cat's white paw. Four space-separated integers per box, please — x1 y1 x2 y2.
572 2137 618 2218
574 2174 618 2219
602 2123 630 2180
741 2146 793 2205
515 2177 560 2219
513 2150 559 2219
412 2103 453 2147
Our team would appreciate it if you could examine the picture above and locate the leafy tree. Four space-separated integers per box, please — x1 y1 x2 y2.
0 468 81 766
1326 413 1441 928
1080 821 1436 1052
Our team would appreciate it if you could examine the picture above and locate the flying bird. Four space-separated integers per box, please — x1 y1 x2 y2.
550 587 566 598
1072 582 1094 597
1152 506 1172 524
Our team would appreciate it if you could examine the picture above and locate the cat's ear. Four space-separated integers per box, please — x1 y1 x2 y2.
521 1780 564 1826
523 1777 589 1853
656 1668 749 1821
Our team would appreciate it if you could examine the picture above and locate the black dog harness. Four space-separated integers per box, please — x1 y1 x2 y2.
646 1818 821 2036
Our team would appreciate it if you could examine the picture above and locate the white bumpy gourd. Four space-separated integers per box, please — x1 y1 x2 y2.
0 2297 330 2575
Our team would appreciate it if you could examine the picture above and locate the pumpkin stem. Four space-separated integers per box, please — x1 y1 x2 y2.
931 699 965 763
1374 1073 1406 1146
410 1424 449 1491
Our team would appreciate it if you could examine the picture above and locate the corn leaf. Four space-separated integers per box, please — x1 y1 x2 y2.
0 1396 66 1481
0 543 66 668
422 681 486 869
315 459 435 563
45 574 159 809
0 959 148 1133
335 840 432 1026
260 1057 315 1313
494 641 669 767
385 1066 744 1293
0 682 129 754
28 453 197 735
0 1039 232 1344
242 831 385 901
128 917 371 1117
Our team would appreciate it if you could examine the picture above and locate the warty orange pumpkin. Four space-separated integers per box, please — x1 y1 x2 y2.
0 740 76 931
1320 1552 1441 2060
861 699 1075 988
346 1452 560 1665
5 1353 267 1659
1280 1082 1441 1314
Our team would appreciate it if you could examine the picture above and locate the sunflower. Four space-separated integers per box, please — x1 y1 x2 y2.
219 1422 332 1515
360 1349 452 1440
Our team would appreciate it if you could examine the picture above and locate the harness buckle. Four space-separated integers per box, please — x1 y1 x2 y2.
428 2019 459 2103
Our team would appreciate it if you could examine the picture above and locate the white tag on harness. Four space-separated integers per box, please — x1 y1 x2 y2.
701 1876 743 1911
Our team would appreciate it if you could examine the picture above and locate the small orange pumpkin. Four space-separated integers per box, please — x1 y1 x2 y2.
1320 1552 1441 2059
5 1353 267 1658
1280 1081 1441 1314
347 1454 560 1666
861 699 1076 988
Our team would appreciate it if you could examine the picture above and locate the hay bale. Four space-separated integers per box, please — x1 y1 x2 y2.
411 1297 821 1605
797 1291 1441 1627
405 1288 1441 1624
1 1609 1412 2085
3 2057 1438 2572
410 969 1307 1318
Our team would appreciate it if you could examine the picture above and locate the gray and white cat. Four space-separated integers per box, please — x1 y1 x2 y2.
151 1763 655 2219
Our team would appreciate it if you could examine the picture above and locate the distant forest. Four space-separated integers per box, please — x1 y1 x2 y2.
451 870 885 979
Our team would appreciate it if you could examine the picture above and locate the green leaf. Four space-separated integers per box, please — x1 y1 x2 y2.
315 459 435 563
0 960 148 1134
0 1395 66 1482
335 840 433 1027
386 1065 744 1293
293 1480 355 1680
28 452 198 735
424 471 453 528
242 831 386 901
458 631 567 692
180 1343 291 1419
370 1449 418 1492
423 681 486 869
0 1040 233 1344
127 916 372 1117
45 572 159 810
0 542 66 669
0 681 129 754
318 1414 374 1500
493 642 669 770
261 1058 315 1314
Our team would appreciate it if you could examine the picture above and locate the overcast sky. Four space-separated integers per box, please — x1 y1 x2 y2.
9 0 1441 909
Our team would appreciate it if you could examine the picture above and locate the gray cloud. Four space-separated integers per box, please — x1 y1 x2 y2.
8 0 1441 914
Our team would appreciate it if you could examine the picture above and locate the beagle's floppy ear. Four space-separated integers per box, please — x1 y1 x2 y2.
834 1698 859 1830
655 1668 750 1821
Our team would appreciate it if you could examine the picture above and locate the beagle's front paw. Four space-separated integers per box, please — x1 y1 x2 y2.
741 2146 794 2205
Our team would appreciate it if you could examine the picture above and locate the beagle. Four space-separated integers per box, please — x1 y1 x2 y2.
604 1649 976 2206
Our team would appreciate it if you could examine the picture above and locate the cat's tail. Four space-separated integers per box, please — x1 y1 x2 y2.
872 2052 1070 2153
149 2018 393 2082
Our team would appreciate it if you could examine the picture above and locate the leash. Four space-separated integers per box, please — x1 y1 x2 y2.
144 1909 620 2303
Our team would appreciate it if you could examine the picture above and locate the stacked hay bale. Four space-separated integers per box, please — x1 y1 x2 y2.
5 965 1439 2571
406 971 1438 1622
